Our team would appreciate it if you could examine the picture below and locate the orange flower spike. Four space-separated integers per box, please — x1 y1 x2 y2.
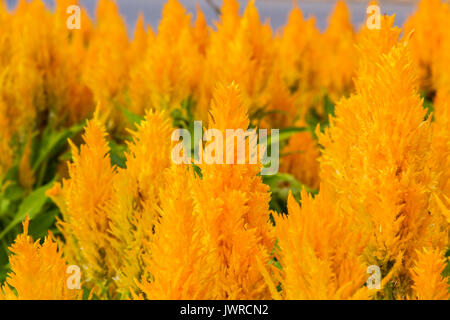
410 248 450 300
138 165 219 300
82 0 129 128
18 134 35 189
280 121 320 190
277 2 321 115
321 0 356 100
47 119 117 291
0 217 81 300
404 0 450 92
356 15 402 81
192 83 275 299
320 27 438 296
107 110 173 295
193 3 209 55
272 191 369 300
129 13 148 63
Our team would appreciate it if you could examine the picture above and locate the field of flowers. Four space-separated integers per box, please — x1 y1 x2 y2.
0 0 448 300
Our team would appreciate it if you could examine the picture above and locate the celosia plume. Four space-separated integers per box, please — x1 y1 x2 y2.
137 165 219 300
192 83 275 299
410 248 450 300
107 110 173 296
0 217 81 300
320 22 442 297
47 118 117 293
267 190 369 300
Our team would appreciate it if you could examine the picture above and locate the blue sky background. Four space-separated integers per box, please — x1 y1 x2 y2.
5 0 418 34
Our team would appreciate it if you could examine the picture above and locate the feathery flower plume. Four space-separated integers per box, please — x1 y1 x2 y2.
0 217 81 300
201 0 275 120
429 89 450 247
404 0 450 93
276 2 321 118
191 83 275 299
129 0 203 117
107 110 173 296
47 118 117 293
320 0 356 101
320 22 439 297
410 248 450 300
82 0 129 130
267 191 369 300
280 121 320 190
136 165 219 300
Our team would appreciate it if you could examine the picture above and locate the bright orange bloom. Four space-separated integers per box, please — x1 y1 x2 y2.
410 248 450 300
191 83 275 299
280 121 320 190
82 0 129 129
47 118 117 293
200 0 275 122
320 0 356 101
107 110 173 296
267 190 369 300
137 165 219 300
276 3 321 119
129 0 203 117
320 25 439 297
0 217 81 300
404 0 450 93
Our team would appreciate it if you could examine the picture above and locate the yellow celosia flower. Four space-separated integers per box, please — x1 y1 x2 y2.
404 0 450 93
47 118 117 292
410 248 450 300
18 134 35 189
82 0 129 130
193 3 209 55
54 0 95 125
0 217 81 300
278 3 319 92
200 0 275 121
280 121 320 190
320 26 439 297
428 89 450 248
260 62 299 129
267 190 369 300
137 165 219 300
107 110 173 296
0 0 94 131
320 0 356 101
129 0 203 117
129 13 148 64
191 83 275 299
276 3 322 118
356 15 402 82
0 102 13 180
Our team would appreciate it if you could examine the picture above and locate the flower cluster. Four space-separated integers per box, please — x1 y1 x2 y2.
0 0 448 300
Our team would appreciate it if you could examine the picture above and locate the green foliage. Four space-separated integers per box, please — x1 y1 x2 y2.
0 122 83 283
263 172 317 214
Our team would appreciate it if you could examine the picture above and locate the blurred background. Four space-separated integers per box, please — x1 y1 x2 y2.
5 0 419 34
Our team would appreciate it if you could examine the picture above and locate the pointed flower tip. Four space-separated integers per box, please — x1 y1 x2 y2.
22 215 30 236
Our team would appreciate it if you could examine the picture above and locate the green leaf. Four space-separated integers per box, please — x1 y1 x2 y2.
120 106 144 129
32 123 84 172
266 126 307 147
3 182 24 203
263 173 303 194
28 208 59 240
0 182 53 240
109 140 127 169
